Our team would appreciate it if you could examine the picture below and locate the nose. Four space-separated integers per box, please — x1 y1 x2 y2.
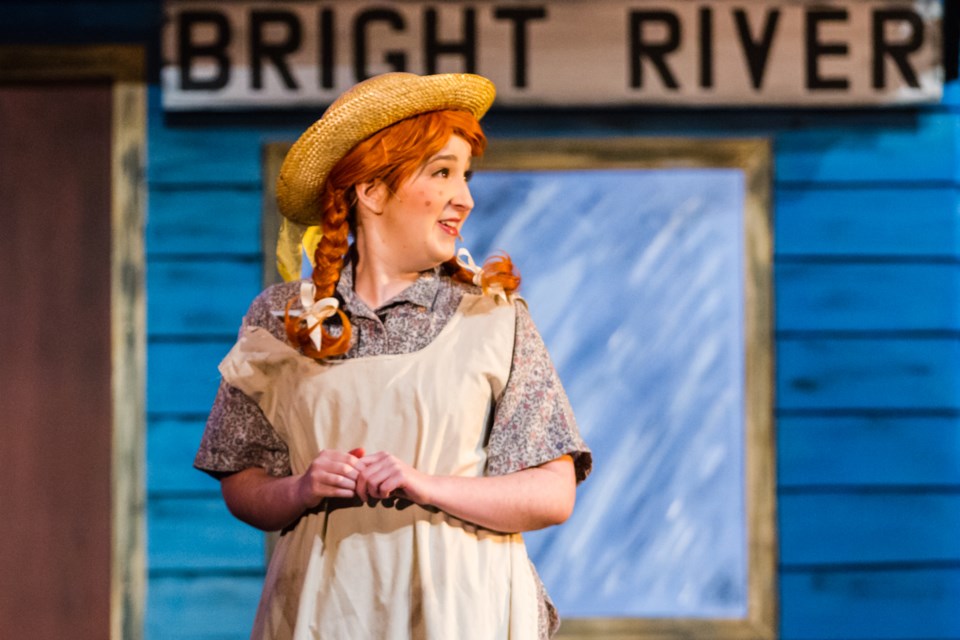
452 178 474 213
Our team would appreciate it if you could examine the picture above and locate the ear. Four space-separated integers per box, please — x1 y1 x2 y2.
354 180 389 216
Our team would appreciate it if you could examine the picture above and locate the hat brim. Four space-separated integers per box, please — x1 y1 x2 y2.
277 73 496 226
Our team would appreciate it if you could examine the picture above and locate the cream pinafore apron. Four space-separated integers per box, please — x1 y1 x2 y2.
219 293 541 640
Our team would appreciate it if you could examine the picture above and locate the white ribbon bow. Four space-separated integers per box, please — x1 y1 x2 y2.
299 281 340 350
456 247 484 286
456 247 508 303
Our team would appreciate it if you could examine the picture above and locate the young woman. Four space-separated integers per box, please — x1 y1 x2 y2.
195 72 591 640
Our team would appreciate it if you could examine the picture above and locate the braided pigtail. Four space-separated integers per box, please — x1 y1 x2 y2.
284 186 353 360
443 251 521 297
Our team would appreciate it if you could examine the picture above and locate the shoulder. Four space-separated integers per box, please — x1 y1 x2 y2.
430 269 479 316
241 280 302 338
435 264 526 307
436 266 482 296
511 297 549 357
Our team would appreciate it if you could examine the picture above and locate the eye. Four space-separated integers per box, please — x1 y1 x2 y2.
433 167 450 178
464 170 474 182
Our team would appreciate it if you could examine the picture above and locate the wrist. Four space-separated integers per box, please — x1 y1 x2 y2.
417 472 444 509
292 473 315 511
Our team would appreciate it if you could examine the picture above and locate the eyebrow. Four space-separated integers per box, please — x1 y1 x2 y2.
419 152 472 177
427 153 461 163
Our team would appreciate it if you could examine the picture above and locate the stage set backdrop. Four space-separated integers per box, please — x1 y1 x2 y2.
1 0 959 638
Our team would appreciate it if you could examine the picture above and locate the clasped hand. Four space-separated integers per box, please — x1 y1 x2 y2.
296 447 432 510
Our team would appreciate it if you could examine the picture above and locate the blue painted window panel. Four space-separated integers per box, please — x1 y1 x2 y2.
778 416 960 487
776 263 960 332
147 188 264 257
467 169 747 618
775 186 960 257
147 261 261 338
778 338 960 409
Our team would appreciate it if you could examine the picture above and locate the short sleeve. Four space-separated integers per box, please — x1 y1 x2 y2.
485 301 592 483
194 380 292 478
193 282 299 479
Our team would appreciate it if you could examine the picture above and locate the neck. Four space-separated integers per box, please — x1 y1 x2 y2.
352 239 421 310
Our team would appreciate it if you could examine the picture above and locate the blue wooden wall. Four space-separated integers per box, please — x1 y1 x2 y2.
144 90 960 640
4 2 960 638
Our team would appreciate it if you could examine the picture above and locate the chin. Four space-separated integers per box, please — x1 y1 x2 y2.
427 243 457 265
410 251 451 273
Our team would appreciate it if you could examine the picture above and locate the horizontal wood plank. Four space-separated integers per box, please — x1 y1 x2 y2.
478 108 958 185
775 112 959 184
775 187 960 257
776 263 960 331
779 492 960 565
147 260 260 337
149 497 263 571
777 338 960 410
147 188 263 257
148 88 301 187
944 81 959 110
148 418 220 495
148 95 960 189
778 415 960 487
780 567 960 639
147 574 261 640
148 340 232 415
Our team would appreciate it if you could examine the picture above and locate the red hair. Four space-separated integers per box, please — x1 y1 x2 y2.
286 109 521 360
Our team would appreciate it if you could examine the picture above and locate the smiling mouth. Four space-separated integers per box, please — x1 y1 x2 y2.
438 220 459 236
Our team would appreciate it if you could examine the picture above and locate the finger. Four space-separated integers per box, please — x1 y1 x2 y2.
324 470 357 491
370 470 402 500
358 465 387 497
333 462 360 481
379 474 403 498
355 469 369 503
306 472 353 500
311 460 359 482
359 451 389 465
353 457 386 481
363 452 401 473
367 474 388 500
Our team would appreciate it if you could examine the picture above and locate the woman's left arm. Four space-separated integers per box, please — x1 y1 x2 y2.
356 453 576 533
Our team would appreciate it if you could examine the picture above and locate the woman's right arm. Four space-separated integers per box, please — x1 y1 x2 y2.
221 449 364 532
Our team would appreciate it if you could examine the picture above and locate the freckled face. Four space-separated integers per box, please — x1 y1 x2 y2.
378 135 475 271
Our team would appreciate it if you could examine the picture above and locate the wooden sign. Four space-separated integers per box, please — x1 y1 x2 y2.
162 0 943 109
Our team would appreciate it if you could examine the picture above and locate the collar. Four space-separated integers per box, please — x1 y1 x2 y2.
335 259 442 318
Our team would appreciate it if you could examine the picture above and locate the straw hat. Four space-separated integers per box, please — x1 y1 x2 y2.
277 72 497 226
